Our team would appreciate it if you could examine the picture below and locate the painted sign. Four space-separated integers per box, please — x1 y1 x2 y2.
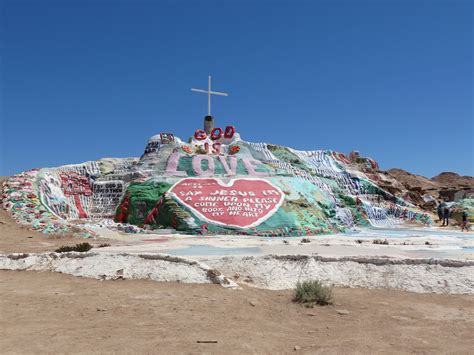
39 172 69 219
165 152 268 177
168 178 284 228
191 125 239 155
59 172 92 219
160 133 175 144
90 181 124 218
144 140 160 154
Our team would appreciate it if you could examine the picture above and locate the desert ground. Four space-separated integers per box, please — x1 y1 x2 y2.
1 270 473 354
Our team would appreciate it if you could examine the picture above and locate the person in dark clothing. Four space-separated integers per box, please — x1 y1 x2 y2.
461 212 469 232
437 204 444 222
442 207 450 226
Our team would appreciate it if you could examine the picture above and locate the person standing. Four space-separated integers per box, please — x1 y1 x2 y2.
461 212 469 232
437 204 444 222
442 206 450 226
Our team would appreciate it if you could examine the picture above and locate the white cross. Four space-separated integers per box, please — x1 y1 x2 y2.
191 76 228 116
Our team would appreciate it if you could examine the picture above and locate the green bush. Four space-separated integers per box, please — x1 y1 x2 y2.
293 280 333 307
55 242 93 253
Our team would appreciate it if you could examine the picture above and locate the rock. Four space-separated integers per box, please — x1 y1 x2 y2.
432 172 474 188
379 169 474 210
336 309 350 315
421 199 437 210
294 345 301 351
244 276 253 283
387 169 438 191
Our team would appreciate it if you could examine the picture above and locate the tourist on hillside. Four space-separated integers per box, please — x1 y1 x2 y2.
442 206 450 226
461 212 469 232
437 204 444 222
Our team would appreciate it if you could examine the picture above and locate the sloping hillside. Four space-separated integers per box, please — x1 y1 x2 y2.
2 128 433 236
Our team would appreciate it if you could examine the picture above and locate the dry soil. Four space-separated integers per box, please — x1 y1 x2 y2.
1 271 474 354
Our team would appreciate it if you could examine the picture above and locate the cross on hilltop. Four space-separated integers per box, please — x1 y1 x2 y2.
191 76 228 116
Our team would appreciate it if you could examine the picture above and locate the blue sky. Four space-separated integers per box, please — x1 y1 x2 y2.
1 0 472 177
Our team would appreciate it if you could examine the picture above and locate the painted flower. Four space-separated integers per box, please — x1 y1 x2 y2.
182 145 193 154
229 145 240 154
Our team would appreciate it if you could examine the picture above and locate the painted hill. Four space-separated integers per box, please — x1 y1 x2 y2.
2 126 436 236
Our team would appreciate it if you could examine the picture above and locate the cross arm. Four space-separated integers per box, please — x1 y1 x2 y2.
191 88 229 96
209 91 228 96
191 88 208 93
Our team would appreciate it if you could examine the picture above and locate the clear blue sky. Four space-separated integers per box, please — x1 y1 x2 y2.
1 0 472 178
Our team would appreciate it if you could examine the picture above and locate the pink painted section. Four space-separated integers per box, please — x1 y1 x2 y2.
165 154 268 177
192 155 215 176
169 178 284 228
165 152 187 176
218 156 237 176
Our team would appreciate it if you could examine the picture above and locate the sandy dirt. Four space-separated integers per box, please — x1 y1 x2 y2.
1 270 473 354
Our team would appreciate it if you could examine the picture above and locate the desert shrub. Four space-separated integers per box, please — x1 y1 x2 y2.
54 246 75 253
55 242 93 253
373 239 389 245
97 243 111 248
355 239 363 244
293 280 333 307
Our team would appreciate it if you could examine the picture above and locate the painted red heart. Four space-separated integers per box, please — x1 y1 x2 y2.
168 178 284 228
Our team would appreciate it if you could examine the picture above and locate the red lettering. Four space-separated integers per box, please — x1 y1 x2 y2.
194 129 207 140
210 127 223 140
212 142 221 154
224 125 235 138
